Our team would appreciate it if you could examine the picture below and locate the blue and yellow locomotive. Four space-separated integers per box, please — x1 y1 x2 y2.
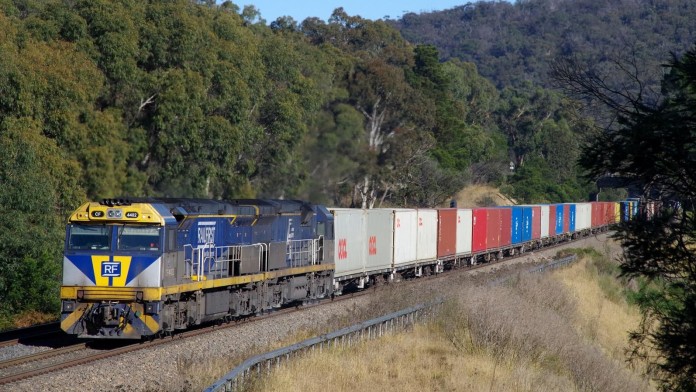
60 198 334 339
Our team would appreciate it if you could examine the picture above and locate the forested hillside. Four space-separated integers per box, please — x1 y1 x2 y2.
394 0 696 90
391 0 696 201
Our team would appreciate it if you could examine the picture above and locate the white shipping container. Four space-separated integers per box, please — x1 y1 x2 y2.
576 203 592 230
416 209 438 262
540 205 550 238
364 209 394 274
392 209 418 268
455 209 473 255
330 208 365 279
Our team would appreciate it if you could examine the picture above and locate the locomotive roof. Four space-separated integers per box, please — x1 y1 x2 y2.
106 198 315 216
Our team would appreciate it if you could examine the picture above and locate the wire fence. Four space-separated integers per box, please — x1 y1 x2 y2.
489 254 578 287
527 254 578 274
204 300 443 392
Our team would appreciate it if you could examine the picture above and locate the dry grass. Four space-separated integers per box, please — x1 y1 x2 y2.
10 310 57 328
552 253 641 362
169 286 437 391
169 326 340 392
258 324 575 392
450 184 515 208
253 252 654 392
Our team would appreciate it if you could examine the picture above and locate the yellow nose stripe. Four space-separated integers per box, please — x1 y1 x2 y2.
91 256 132 287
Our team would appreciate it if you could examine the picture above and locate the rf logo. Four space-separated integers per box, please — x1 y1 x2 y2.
338 239 348 260
368 236 377 256
102 261 121 277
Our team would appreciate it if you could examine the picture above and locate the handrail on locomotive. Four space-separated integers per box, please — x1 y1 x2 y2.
184 236 325 282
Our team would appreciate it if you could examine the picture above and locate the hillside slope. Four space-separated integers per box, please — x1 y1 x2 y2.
257 249 652 392
393 0 696 90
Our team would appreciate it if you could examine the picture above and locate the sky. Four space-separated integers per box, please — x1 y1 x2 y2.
241 1 468 23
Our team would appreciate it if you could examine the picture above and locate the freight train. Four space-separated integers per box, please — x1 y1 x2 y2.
60 198 638 339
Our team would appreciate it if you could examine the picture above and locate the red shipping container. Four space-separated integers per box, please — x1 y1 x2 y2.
437 209 457 258
531 206 541 239
605 202 613 225
499 208 512 247
563 204 570 233
592 202 601 228
599 202 607 226
590 202 596 228
486 209 500 249
472 208 488 252
548 205 557 235
609 203 617 224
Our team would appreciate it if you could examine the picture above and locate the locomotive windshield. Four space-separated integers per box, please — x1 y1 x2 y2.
117 225 161 251
68 224 111 250
67 224 162 251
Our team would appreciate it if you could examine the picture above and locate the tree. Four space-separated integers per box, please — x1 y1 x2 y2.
0 118 84 322
300 9 425 208
573 46 696 391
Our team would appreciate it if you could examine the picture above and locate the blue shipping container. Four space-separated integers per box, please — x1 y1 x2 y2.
624 198 640 219
620 201 630 221
511 206 523 244
522 206 533 241
555 204 564 234
569 204 577 232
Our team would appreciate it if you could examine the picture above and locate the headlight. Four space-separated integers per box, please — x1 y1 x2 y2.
144 302 160 315
62 300 76 312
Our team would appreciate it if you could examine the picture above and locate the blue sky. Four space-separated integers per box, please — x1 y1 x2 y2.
241 1 468 23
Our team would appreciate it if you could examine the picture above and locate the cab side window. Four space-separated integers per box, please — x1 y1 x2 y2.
166 228 177 251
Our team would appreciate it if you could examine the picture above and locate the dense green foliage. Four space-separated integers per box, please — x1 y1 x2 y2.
394 0 696 203
394 0 696 90
577 45 696 391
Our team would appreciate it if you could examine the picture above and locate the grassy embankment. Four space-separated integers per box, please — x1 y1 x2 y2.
1 311 56 330
254 249 653 392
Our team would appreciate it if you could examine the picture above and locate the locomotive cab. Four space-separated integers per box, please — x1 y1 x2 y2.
61 199 168 339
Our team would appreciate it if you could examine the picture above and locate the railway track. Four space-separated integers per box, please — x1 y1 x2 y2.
0 322 62 348
0 231 610 387
0 293 360 386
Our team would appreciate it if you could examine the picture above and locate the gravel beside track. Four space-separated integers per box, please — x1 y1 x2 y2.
6 233 616 392
0 345 53 363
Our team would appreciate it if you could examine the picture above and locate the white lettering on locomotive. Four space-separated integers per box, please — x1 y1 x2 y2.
197 221 216 245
